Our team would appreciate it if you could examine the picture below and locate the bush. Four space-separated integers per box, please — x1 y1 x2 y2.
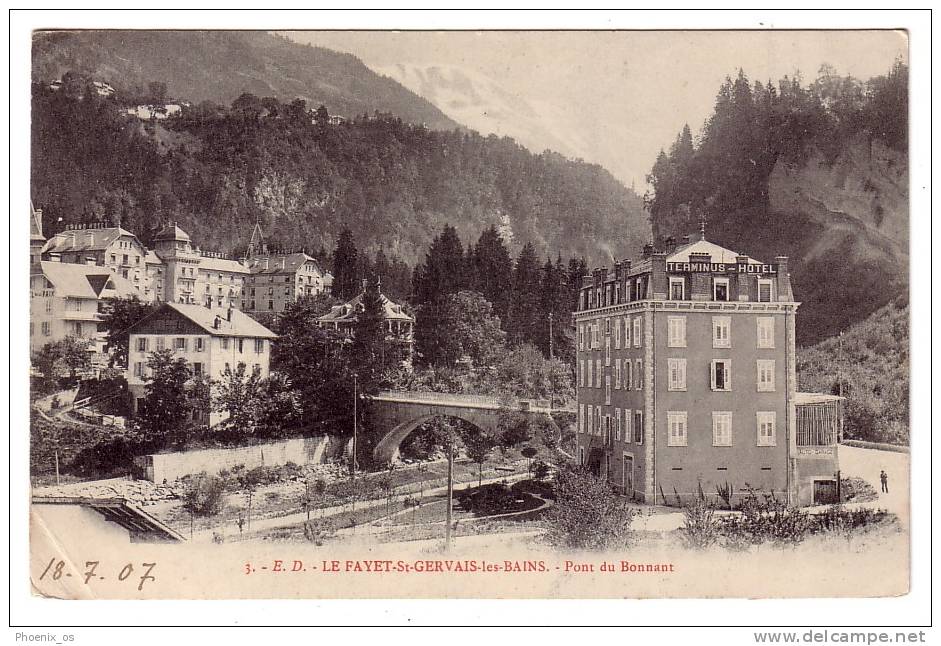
717 489 813 549
544 465 636 550
183 474 226 516
530 460 551 481
681 498 719 550
458 483 518 516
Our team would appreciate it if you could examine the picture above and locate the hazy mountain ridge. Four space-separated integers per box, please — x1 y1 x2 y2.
31 31 460 130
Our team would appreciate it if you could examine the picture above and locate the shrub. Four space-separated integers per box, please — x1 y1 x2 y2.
458 483 519 516
717 489 813 549
681 498 719 550
531 460 551 480
183 474 226 516
544 465 636 550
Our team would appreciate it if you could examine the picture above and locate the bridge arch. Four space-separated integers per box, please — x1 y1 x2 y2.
371 408 499 464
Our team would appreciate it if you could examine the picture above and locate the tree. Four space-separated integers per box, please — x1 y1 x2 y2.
462 427 497 488
351 279 389 390
137 349 194 446
506 242 542 346
331 229 359 300
99 296 158 368
212 362 265 436
521 445 539 473
412 225 468 306
421 290 506 368
470 225 513 324
147 81 168 104
31 337 93 388
545 465 637 550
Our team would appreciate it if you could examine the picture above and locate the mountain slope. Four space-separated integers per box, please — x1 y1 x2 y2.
31 30 459 130
797 298 909 445
30 87 649 271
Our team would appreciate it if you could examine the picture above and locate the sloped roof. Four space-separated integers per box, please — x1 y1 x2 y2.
154 223 191 242
42 227 142 254
32 496 185 542
148 302 277 339
199 256 249 274
144 249 163 266
37 261 139 299
666 238 761 265
318 290 414 324
248 252 322 276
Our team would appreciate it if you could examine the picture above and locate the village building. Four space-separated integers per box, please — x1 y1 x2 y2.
41 222 151 300
317 279 415 362
242 222 332 313
124 302 277 426
30 260 138 361
573 230 842 507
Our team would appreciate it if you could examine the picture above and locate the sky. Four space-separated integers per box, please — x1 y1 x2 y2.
284 30 907 191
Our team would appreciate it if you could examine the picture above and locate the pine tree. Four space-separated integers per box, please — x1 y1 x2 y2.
351 279 388 390
507 242 542 347
470 224 513 325
412 225 467 306
331 228 359 300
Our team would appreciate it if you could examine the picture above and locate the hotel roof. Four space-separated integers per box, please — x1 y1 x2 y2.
35 261 139 300
318 289 414 324
128 302 277 339
42 226 143 254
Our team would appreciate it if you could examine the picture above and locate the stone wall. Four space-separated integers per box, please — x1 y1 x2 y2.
134 436 337 482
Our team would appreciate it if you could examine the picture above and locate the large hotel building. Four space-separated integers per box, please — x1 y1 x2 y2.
574 232 842 506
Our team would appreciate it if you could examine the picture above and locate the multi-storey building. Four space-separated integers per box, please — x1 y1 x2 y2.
574 232 842 506
38 220 332 311
317 279 415 363
125 302 277 426
30 260 138 359
41 222 150 300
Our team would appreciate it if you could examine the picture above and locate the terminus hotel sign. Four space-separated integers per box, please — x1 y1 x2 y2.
666 261 779 274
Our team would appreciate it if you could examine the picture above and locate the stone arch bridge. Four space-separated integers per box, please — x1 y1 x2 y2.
369 391 570 463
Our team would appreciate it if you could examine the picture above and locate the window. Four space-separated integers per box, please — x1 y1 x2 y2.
174 337 187 351
193 362 203 377
605 376 611 405
623 317 630 347
195 338 205 352
711 359 731 391
605 337 611 366
713 277 730 301
757 411 776 446
587 405 593 436
668 411 688 447
712 411 733 446
757 317 775 348
669 277 685 300
255 339 264 353
591 323 599 349
586 359 593 389
757 279 774 302
624 359 633 390
268 300 274 310
222 337 230 350
633 317 642 347
238 339 245 354
579 405 585 434
713 316 731 348
614 317 621 349
605 317 611 335
45 299 52 313
594 359 601 388
615 359 621 389
133 362 144 377
668 316 687 348
635 359 643 390
633 410 644 444
624 409 632 444
757 360 776 392
668 358 687 391
136 337 148 352
254 363 261 373
42 321 50 336
578 360 585 387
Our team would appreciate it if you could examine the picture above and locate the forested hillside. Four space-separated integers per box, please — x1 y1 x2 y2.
646 62 908 345
797 297 909 445
31 30 458 130
31 82 648 270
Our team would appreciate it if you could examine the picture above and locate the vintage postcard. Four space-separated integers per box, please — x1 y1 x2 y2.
25 26 912 602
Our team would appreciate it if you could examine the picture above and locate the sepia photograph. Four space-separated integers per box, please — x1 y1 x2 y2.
12 9 930 633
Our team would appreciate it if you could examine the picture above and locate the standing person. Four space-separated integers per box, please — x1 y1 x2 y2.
880 470 889 494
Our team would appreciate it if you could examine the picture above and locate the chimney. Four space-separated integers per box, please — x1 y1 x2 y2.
642 243 654 258
85 256 96 266
649 252 668 300
681 235 691 245
734 255 751 301
213 315 222 330
664 235 676 253
226 307 233 322
774 256 793 301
